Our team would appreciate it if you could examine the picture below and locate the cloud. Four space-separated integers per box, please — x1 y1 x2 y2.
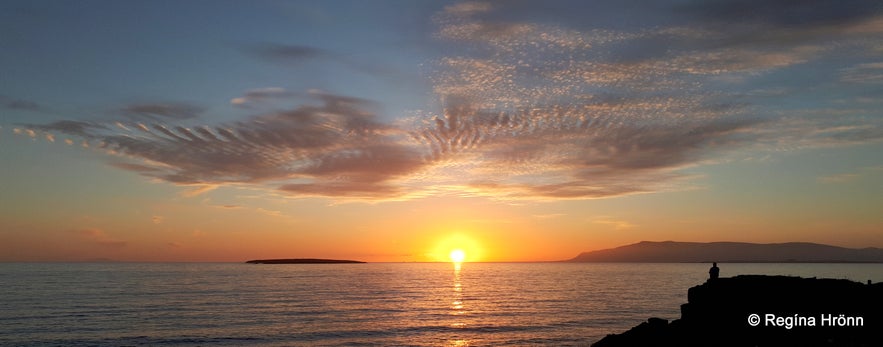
11 128 32 138
679 0 883 30
180 185 218 197
818 166 883 184
109 162 164 173
406 99 760 199
256 208 283 217
120 102 204 120
413 0 883 199
0 95 41 111
533 213 565 220
151 216 164 224
841 62 883 84
246 43 328 65
818 173 860 184
21 120 105 138
46 91 427 199
244 43 408 82
16 2 883 201
442 2 492 16
230 87 299 107
592 218 637 230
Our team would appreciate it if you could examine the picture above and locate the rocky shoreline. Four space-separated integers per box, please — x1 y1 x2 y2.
593 275 882 347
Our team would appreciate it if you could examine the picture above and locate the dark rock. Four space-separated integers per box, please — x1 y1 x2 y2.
593 275 883 347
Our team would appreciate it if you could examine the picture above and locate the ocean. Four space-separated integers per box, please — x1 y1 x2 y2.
2 262 881 346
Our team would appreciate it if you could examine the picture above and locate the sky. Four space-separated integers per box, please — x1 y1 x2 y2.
1 0 881 262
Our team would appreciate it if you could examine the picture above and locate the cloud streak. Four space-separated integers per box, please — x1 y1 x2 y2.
119 103 204 121
230 87 300 107
246 43 328 66
0 95 41 111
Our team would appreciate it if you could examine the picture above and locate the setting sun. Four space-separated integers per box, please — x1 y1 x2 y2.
431 233 484 262
449 249 466 263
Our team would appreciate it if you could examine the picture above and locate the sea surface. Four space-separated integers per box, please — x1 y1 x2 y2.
2 262 882 346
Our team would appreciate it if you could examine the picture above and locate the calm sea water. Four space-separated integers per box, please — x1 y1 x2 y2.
2 262 881 346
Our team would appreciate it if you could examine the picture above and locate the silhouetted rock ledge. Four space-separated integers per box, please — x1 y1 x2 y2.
245 259 365 264
593 275 883 347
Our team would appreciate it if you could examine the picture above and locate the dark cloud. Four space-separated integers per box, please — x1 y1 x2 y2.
244 43 411 84
0 95 41 111
452 0 676 31
120 103 203 120
679 0 883 29
90 92 427 198
5 99 40 111
26 120 105 138
668 0 883 51
246 43 328 65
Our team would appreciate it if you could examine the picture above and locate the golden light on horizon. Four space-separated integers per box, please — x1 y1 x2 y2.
449 249 466 263
430 233 485 262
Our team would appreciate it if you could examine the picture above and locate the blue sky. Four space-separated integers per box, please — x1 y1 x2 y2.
1 0 881 261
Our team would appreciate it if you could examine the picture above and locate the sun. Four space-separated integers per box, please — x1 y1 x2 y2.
449 249 466 263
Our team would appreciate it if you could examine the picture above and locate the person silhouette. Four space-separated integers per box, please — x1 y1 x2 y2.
709 262 720 280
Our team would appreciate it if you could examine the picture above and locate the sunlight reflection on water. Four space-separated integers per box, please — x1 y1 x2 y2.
2 262 882 346
448 263 468 345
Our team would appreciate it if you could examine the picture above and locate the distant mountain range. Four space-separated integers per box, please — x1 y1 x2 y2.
567 241 883 263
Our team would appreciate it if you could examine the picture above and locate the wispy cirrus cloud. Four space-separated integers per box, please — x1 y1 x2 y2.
592 217 637 231
841 62 883 84
818 166 883 184
818 173 861 184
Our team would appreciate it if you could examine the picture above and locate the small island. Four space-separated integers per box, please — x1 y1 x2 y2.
245 258 366 264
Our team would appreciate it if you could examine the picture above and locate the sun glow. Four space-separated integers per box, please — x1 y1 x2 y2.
430 233 484 262
449 249 466 263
